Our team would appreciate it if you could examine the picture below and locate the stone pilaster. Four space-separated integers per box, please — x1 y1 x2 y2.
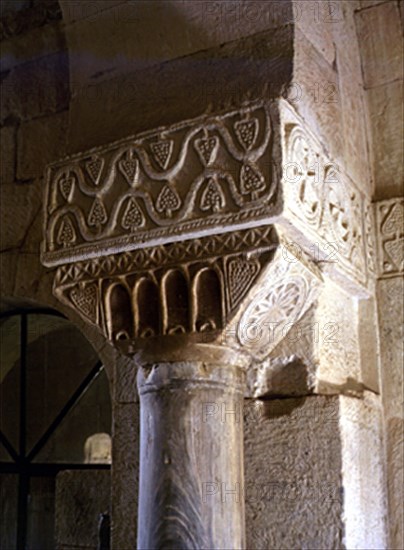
374 197 404 550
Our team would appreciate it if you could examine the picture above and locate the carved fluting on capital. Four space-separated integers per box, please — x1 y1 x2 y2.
41 101 279 267
374 198 404 278
53 226 279 355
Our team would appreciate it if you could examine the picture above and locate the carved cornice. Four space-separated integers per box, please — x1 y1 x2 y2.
374 198 404 279
42 101 278 267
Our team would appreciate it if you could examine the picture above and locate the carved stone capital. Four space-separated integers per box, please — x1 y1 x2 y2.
42 98 372 366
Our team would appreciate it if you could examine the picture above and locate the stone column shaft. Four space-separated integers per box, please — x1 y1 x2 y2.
137 362 245 550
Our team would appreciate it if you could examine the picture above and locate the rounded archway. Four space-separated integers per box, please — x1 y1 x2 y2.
0 307 111 550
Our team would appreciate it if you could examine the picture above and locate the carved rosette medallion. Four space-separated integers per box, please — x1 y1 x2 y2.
375 198 404 278
236 253 321 360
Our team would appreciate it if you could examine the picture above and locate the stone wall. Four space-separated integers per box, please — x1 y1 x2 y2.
55 470 111 549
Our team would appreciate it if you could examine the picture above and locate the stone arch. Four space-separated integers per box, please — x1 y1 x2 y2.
0 300 113 548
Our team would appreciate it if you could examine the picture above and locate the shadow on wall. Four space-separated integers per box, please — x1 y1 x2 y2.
59 0 294 151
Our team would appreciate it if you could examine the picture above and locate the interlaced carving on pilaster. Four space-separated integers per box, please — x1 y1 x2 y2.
280 101 371 287
375 198 404 278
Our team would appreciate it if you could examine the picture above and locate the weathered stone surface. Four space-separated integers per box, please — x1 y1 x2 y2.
17 111 68 180
386 416 404 550
294 0 336 66
367 80 404 200
113 358 139 404
331 2 372 194
359 0 395 7
0 126 15 184
67 26 293 152
339 393 388 549
357 297 380 392
0 21 66 72
64 1 294 94
0 52 69 124
355 1 403 88
292 28 343 165
0 182 41 250
244 395 344 549
377 278 404 420
55 470 111 549
111 402 139 550
377 275 404 549
315 279 362 392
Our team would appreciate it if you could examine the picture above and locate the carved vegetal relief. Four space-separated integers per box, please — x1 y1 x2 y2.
42 101 277 267
53 226 278 345
286 124 322 229
375 198 404 278
45 100 374 370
